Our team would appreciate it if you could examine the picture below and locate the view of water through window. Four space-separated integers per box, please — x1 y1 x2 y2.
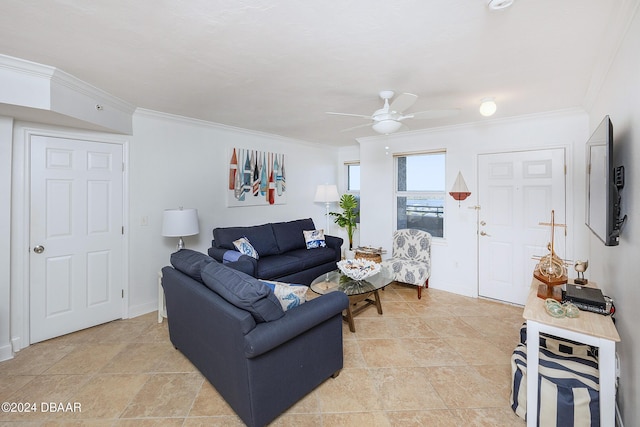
396 153 445 237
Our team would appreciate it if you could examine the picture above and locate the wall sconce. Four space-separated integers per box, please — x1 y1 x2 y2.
449 172 471 206
162 207 200 251
314 184 340 231
479 97 497 117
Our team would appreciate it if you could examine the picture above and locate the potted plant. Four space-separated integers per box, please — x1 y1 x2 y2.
329 194 358 258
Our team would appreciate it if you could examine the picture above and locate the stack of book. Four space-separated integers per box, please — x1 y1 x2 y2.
563 284 609 315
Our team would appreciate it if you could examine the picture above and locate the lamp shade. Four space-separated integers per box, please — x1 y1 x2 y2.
314 184 340 203
162 208 200 237
372 119 402 134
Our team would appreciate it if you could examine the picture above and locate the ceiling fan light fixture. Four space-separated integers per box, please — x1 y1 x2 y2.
488 0 514 10
372 119 402 134
479 97 497 117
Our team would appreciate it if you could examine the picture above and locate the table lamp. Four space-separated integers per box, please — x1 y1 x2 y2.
314 184 340 232
162 207 200 251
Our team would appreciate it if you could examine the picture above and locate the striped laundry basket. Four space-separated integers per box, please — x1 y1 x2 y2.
511 325 600 426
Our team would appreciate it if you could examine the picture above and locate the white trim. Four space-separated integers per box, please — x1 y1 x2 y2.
134 108 327 149
0 343 12 362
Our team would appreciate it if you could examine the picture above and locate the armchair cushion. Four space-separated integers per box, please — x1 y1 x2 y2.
386 259 430 286
201 261 284 323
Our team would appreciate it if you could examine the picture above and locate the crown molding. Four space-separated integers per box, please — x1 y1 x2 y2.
0 54 134 133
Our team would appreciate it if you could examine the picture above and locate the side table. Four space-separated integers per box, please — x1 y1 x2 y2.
158 271 167 323
522 278 620 427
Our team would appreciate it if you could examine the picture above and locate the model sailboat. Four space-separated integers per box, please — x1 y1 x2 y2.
534 210 568 300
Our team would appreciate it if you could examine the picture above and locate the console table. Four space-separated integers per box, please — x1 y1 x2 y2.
522 278 620 427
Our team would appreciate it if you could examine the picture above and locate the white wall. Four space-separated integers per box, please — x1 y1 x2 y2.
0 109 339 359
0 116 13 361
587 5 640 425
355 110 589 297
128 110 340 316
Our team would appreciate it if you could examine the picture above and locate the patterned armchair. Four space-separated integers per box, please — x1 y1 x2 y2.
381 229 431 299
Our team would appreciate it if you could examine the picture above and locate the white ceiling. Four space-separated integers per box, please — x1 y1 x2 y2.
0 0 635 146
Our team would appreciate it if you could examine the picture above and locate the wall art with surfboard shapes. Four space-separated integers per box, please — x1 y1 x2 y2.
227 148 286 207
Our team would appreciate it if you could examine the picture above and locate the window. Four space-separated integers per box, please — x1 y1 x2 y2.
395 152 445 237
347 163 360 192
345 163 360 223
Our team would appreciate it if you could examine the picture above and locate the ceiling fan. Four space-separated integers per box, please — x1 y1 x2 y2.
326 90 459 135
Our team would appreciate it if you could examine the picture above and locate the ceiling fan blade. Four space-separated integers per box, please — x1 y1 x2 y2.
410 108 460 119
389 93 418 113
340 122 374 132
326 112 371 119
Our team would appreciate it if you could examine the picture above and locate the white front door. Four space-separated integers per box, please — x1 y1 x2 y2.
30 135 124 343
478 149 566 305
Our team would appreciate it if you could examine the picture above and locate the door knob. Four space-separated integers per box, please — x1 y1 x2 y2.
480 221 486 226
33 245 45 254
480 231 491 237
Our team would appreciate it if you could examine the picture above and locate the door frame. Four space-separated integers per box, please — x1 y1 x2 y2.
475 145 575 304
10 124 129 351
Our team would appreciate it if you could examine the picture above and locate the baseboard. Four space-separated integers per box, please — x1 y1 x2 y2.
0 342 14 362
430 281 475 298
127 301 157 319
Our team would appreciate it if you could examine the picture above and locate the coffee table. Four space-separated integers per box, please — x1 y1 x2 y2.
310 266 393 332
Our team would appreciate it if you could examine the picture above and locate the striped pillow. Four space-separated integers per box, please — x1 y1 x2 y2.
518 322 597 357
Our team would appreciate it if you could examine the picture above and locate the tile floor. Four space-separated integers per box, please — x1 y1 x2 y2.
0 284 526 426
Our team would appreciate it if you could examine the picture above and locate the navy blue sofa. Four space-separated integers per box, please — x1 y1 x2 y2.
208 218 343 285
161 249 349 427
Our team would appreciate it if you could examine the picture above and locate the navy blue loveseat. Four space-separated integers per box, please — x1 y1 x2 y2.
162 249 349 427
208 218 343 285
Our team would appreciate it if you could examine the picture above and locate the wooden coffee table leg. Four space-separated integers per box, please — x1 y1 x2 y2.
344 304 356 333
373 290 383 315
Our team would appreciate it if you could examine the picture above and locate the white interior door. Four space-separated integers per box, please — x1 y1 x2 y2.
478 149 566 305
30 135 124 343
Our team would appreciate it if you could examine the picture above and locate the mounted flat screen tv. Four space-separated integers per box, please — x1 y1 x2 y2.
585 115 626 246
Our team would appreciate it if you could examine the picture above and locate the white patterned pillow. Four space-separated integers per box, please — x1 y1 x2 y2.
303 229 326 249
233 237 259 259
259 280 308 311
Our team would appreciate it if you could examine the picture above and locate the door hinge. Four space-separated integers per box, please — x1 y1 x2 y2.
121 289 124 298
122 162 125 172
122 226 124 235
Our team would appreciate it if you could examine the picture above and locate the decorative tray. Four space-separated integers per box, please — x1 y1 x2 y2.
337 259 381 280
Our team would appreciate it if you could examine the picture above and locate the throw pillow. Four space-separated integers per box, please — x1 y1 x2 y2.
201 262 284 323
303 229 326 249
233 237 259 259
260 280 309 311
222 250 242 263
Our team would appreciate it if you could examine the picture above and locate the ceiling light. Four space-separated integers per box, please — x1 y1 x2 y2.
372 120 402 134
479 98 497 117
488 0 514 10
